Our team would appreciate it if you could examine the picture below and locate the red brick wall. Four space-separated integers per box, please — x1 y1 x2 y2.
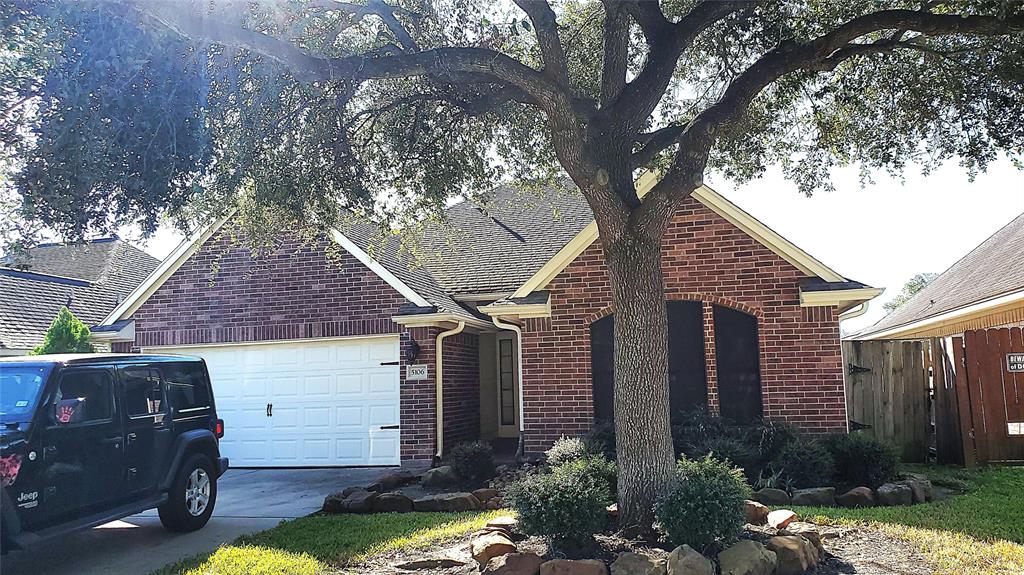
520 197 846 455
401 327 439 465
442 332 481 450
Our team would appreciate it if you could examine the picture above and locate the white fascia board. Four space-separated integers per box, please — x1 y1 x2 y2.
329 229 431 307
857 287 1024 341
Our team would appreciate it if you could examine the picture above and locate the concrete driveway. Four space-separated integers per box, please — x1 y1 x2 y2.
1 467 395 575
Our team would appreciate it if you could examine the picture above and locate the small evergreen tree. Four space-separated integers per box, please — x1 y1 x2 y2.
31 307 95 355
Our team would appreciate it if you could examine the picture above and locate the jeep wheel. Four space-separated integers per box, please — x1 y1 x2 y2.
159 453 217 532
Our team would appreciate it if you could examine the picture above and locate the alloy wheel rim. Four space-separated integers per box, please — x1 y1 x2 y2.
185 468 210 517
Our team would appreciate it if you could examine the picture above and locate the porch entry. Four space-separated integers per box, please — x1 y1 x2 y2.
479 332 520 440
590 301 762 424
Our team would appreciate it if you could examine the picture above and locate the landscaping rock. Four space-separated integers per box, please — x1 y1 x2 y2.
667 545 713 575
486 498 504 510
767 509 798 529
486 516 518 533
540 559 609 575
341 486 368 498
743 500 770 525
413 492 480 512
753 488 791 506
421 465 460 488
766 536 819 575
341 490 379 513
369 469 416 492
718 540 777 575
791 487 835 507
373 492 414 513
471 532 518 567
484 552 544 575
473 488 500 502
610 552 665 575
876 483 913 506
900 474 934 503
396 558 467 570
836 486 876 508
780 522 824 555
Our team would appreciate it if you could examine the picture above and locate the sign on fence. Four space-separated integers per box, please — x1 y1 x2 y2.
1007 353 1024 372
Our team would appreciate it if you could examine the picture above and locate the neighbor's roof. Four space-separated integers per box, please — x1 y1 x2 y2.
853 211 1024 340
0 238 159 352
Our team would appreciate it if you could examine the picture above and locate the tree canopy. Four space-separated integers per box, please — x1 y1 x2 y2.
31 306 96 355
884 272 939 313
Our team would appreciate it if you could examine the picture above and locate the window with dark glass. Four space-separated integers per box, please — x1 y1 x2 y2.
54 369 114 424
121 366 166 417
499 338 515 426
161 363 212 411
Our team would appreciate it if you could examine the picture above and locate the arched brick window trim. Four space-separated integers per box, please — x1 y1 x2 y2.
585 293 762 325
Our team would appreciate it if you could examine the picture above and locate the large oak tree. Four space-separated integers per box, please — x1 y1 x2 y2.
3 0 1023 531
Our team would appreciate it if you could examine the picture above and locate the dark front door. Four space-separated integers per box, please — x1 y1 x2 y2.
39 366 124 523
590 301 709 423
119 364 174 494
713 305 763 424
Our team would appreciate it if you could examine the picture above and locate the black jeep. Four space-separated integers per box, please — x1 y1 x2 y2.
0 354 228 552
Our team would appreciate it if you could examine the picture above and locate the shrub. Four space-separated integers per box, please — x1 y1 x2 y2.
771 439 835 489
506 459 610 553
683 436 761 482
546 436 590 466
31 306 95 355
746 418 800 462
825 433 899 488
445 441 495 485
565 453 617 499
671 408 731 455
655 455 751 552
585 420 617 460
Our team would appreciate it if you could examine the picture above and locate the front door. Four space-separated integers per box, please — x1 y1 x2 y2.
39 366 124 523
118 364 173 494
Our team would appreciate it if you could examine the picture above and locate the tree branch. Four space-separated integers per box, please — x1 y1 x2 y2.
305 0 419 51
599 1 629 106
513 0 570 85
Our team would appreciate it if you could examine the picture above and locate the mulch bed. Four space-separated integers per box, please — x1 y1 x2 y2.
345 522 935 575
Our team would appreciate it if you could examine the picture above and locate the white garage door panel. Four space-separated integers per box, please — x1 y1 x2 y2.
153 337 400 467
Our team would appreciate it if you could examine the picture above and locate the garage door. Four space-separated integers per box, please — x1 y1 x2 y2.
150 336 401 467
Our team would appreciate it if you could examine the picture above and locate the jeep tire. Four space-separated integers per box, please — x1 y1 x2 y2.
159 453 217 532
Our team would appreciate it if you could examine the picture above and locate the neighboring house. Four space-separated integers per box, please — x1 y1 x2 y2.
0 237 160 356
95 174 881 467
852 211 1024 340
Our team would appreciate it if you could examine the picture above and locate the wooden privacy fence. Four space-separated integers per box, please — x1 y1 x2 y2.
844 329 1024 466
842 340 930 462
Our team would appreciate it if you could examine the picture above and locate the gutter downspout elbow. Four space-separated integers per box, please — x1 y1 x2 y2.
839 301 870 322
435 321 466 462
491 316 525 462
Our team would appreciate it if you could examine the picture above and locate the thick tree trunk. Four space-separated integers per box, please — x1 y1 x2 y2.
602 222 676 535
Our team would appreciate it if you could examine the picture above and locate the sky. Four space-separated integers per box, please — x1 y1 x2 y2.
128 157 1024 335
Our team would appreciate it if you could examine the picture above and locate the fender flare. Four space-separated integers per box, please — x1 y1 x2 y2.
158 429 218 491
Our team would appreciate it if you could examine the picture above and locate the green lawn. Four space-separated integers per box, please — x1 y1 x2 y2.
151 510 505 575
792 465 1024 575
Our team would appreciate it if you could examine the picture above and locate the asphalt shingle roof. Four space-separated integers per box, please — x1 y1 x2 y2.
857 211 1024 338
0 238 159 352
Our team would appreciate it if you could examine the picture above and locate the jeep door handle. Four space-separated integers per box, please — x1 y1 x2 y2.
98 436 121 447
127 432 138 444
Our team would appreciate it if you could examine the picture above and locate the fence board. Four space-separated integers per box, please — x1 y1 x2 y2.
951 336 976 467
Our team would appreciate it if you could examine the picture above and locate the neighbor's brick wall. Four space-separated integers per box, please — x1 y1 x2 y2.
520 196 846 455
441 332 481 450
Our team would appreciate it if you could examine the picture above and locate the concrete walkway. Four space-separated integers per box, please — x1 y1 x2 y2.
1 467 394 575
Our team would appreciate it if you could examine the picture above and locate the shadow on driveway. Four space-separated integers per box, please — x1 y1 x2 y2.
1 467 395 575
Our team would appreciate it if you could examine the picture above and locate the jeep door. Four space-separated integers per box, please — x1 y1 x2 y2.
118 364 174 494
38 366 125 524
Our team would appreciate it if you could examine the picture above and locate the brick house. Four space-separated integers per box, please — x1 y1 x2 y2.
94 174 881 467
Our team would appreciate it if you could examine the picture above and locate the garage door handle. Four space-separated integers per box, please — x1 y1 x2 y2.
379 425 400 430
380 361 399 366
266 403 273 417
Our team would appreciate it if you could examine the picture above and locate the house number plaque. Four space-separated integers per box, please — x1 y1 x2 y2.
1007 354 1024 372
406 364 428 380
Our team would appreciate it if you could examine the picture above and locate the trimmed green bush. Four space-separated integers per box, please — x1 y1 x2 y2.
655 455 751 552
506 458 610 552
771 439 835 489
546 436 590 466
825 432 899 488
684 436 761 482
445 441 495 485
567 453 617 499
31 306 95 355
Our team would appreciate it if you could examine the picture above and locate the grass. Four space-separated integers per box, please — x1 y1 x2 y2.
791 465 1024 575
150 510 506 575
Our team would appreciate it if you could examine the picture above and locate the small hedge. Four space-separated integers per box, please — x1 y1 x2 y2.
546 436 591 466
655 455 751 552
771 439 835 489
446 441 495 485
684 436 761 482
506 457 611 552
825 432 899 488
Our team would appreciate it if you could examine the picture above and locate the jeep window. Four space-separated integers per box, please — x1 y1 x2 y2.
0 364 52 422
161 363 211 413
53 369 114 425
120 366 166 417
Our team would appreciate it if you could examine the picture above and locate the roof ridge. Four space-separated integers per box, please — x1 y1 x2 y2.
0 266 93 286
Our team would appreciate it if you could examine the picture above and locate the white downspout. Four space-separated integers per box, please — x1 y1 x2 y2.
491 315 525 461
839 301 870 322
435 321 466 461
